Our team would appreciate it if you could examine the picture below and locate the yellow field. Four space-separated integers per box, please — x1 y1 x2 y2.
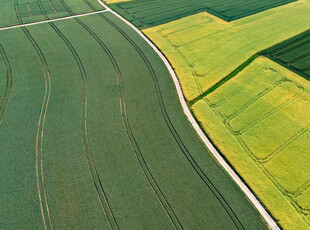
144 0 310 101
192 57 310 229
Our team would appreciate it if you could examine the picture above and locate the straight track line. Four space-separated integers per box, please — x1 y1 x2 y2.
0 9 109 31
97 1 280 229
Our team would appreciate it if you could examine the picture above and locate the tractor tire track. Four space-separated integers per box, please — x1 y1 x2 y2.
59 1 183 229
0 44 13 125
36 1 119 229
15 1 53 229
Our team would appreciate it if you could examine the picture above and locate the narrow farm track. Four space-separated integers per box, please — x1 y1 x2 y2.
35 1 119 228
0 44 13 124
57 1 183 228
15 1 53 229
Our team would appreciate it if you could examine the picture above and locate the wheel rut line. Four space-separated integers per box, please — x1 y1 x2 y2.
15 1 54 229
91 1 244 228
61 0 182 228
0 43 13 125
36 1 118 229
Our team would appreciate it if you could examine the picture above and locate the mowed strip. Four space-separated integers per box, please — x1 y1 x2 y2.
0 0 105 28
0 7 268 230
192 57 310 230
109 0 296 29
144 0 310 101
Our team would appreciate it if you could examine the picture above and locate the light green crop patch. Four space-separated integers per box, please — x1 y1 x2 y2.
192 57 310 230
297 188 310 211
144 0 310 101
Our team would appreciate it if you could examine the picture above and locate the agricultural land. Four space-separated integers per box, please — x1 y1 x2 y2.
263 29 310 80
144 0 310 101
104 0 310 229
0 0 104 28
0 0 270 229
192 57 310 229
109 0 296 29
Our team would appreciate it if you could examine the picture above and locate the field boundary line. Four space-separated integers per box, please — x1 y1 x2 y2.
98 1 280 229
0 9 109 31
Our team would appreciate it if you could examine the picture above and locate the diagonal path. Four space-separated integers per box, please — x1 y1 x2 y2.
0 9 109 31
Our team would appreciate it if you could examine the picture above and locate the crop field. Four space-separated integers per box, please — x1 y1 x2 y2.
0 0 269 229
192 57 310 230
108 0 296 29
107 1 310 229
263 29 310 80
0 0 104 28
144 0 310 101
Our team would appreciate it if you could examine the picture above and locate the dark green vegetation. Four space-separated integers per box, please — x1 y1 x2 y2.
263 29 310 80
0 0 268 229
109 0 296 29
0 0 104 28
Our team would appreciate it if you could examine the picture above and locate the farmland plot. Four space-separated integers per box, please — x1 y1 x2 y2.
0 1 268 229
144 0 310 101
109 0 296 29
0 0 105 28
192 57 310 230
263 29 310 80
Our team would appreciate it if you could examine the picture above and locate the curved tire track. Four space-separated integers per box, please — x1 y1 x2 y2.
36 1 119 229
0 43 13 125
58 0 183 229
15 1 53 229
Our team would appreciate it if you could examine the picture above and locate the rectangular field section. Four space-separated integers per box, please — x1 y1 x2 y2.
110 0 296 29
263 29 310 80
191 57 310 230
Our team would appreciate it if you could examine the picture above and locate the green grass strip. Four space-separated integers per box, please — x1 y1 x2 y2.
188 53 259 107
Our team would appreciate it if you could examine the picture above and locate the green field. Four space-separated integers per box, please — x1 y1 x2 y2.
144 0 310 101
192 57 310 230
109 0 296 29
263 29 310 80
0 0 269 229
0 0 104 28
